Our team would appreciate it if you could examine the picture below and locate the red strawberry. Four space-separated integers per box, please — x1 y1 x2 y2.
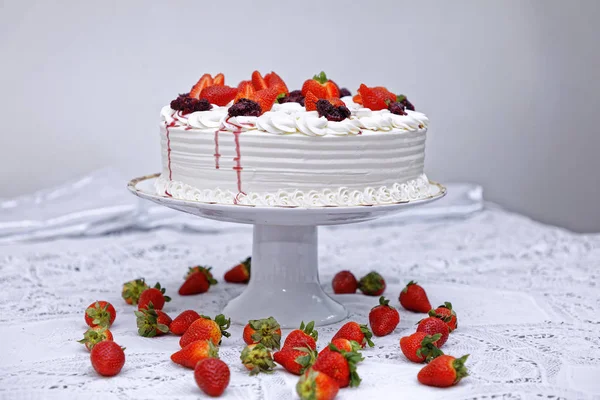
90 341 125 377
301 71 340 99
180 314 231 347
243 316 282 349
190 73 214 99
251 88 279 114
332 321 374 348
353 93 363 105
399 280 432 313
224 257 251 283
368 296 400 337
416 317 450 347
296 368 339 400
84 301 116 328
273 346 317 375
78 326 113 351
171 340 219 369
186 265 218 283
318 338 360 357
304 91 319 112
417 354 469 387
134 303 172 337
429 302 458 332
312 344 363 388
283 321 318 350
264 71 289 96
251 70 268 91
357 84 396 111
358 271 386 296
194 357 230 397
137 282 171 310
327 97 346 107
235 80 255 102
179 271 210 295
199 85 238 106
399 332 443 363
332 270 358 294
170 310 201 335
240 343 276 375
121 278 148 305
213 73 225 86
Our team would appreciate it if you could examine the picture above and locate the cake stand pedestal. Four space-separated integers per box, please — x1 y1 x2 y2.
128 174 446 327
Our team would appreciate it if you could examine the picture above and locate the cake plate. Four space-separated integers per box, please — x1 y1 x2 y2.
128 173 446 327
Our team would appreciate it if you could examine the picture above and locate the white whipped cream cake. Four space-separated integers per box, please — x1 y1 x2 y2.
156 71 431 207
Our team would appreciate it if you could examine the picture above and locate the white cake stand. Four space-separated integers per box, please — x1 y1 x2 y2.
128 174 446 327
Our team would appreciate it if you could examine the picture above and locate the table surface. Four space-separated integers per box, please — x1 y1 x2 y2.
1 206 599 400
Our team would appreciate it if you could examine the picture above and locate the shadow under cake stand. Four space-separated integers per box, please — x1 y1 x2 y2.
128 174 446 328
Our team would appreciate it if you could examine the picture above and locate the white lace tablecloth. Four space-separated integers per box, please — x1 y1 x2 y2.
1 206 599 399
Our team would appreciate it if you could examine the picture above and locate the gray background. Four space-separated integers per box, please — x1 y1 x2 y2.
1 1 599 232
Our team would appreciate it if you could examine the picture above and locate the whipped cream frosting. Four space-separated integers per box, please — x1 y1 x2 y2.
160 98 429 137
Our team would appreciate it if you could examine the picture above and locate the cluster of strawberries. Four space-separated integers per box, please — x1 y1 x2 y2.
172 70 416 121
332 271 469 391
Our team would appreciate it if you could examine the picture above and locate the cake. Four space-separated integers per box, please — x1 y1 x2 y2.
156 71 431 207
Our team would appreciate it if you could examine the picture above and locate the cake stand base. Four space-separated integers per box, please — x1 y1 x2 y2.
128 174 446 328
222 225 347 327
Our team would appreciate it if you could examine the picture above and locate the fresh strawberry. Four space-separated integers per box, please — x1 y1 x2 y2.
429 302 458 332
416 317 450 347
213 73 225 86
134 303 172 337
121 278 148 305
301 71 340 99
171 340 219 369
273 346 317 375
199 85 238 106
328 97 346 107
332 321 374 348
353 93 363 105
137 282 171 310
264 71 289 96
332 270 358 294
170 310 201 335
190 73 214 99
399 280 432 313
251 70 269 91
235 80 255 102
243 316 282 349
357 84 396 111
358 271 386 296
240 343 276 375
78 326 113 351
179 271 210 295
84 301 116 328
186 265 218 283
90 340 125 377
283 321 318 350
304 91 319 111
180 314 231 347
417 354 469 387
194 357 230 397
296 368 339 400
252 88 279 114
400 332 443 363
368 296 400 336
318 338 361 357
312 344 363 388
224 257 251 283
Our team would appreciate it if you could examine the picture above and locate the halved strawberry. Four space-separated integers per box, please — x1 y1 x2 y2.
353 93 363 105
199 85 238 106
328 98 345 108
304 91 319 112
301 71 340 99
252 71 268 91
357 84 396 111
252 88 279 114
213 73 225 86
190 74 214 99
235 80 256 102
264 72 289 96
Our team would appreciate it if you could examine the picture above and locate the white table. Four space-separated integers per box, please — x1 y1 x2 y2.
1 206 599 399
